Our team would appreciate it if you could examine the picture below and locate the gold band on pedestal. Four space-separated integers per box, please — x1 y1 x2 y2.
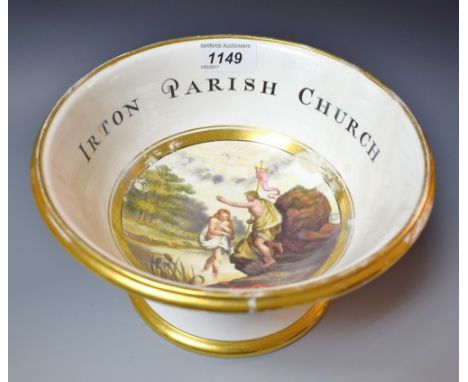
129 294 328 357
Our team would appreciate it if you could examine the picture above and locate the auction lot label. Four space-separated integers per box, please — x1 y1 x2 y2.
200 40 257 71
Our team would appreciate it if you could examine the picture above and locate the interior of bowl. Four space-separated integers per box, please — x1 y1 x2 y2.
33 36 433 305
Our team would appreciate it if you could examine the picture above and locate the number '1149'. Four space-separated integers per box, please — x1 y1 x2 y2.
208 51 243 64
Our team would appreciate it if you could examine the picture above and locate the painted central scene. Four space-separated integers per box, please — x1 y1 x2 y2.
121 139 345 289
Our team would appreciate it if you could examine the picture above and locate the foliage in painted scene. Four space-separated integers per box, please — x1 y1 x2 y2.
123 165 245 249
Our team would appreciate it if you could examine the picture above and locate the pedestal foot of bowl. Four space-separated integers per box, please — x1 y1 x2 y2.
129 294 328 357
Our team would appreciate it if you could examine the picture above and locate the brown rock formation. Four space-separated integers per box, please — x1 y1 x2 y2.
275 186 339 253
227 186 341 277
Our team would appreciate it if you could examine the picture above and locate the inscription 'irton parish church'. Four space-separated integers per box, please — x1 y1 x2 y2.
78 77 381 163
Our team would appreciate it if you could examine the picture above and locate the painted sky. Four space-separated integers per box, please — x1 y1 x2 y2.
143 140 340 223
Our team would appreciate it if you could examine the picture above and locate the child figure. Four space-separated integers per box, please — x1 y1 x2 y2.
199 209 234 276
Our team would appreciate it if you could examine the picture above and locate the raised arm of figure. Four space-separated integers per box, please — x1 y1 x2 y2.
216 195 253 209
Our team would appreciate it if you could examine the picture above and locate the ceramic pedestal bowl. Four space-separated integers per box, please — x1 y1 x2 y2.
31 35 435 357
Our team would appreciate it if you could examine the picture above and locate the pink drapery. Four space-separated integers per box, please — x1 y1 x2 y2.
255 169 280 199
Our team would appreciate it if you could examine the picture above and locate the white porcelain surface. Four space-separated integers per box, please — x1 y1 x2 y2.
39 37 428 289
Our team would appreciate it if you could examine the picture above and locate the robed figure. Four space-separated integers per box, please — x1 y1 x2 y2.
216 189 283 268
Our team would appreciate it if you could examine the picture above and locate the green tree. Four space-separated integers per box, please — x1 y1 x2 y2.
124 165 209 236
